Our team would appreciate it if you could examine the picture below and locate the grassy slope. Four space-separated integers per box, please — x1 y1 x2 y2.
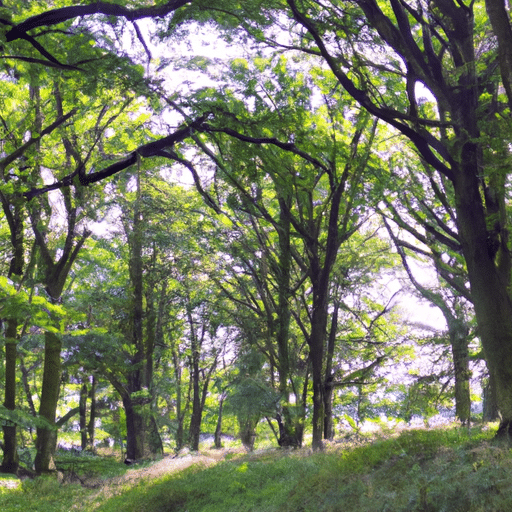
2 424 512 512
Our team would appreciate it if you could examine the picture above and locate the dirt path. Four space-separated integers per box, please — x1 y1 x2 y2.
80 449 234 508
108 452 220 486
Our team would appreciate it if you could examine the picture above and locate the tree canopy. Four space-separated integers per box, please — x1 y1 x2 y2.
1 0 511 474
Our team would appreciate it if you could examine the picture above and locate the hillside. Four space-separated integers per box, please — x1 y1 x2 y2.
1 424 511 512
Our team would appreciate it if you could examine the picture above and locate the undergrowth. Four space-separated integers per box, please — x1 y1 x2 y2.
2 424 511 512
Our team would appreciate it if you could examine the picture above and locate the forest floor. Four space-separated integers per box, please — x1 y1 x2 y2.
3 423 512 512
82 447 233 499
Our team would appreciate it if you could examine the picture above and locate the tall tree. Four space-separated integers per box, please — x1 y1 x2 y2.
277 0 512 440
174 54 394 448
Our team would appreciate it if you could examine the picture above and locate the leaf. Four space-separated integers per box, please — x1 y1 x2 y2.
343 413 358 431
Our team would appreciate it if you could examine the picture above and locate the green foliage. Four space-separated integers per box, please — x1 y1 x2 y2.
0 277 67 332
0 403 55 430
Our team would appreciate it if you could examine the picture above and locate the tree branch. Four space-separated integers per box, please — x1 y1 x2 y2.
287 0 455 181
0 108 78 175
6 1 190 41
23 116 208 200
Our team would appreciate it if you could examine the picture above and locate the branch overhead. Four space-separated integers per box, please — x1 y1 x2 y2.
6 1 190 41
23 115 208 201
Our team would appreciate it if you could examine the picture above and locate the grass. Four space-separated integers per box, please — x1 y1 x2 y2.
2 423 512 512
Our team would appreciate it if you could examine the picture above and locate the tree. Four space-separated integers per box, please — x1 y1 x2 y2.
277 0 512 440
9 0 512 442
0 71 79 473
170 53 399 448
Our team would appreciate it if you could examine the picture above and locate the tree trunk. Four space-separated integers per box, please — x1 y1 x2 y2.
176 414 184 452
1 199 24 474
122 395 145 461
214 396 224 449
449 320 471 425
1 319 19 473
188 352 202 451
323 300 339 441
79 382 88 451
88 376 97 450
309 282 331 450
323 384 334 441
483 372 500 422
310 338 325 451
34 331 62 474
453 166 512 440
147 412 163 455
172 345 188 451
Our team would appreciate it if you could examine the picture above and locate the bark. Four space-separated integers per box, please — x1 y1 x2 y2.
323 386 334 440
119 172 161 457
323 299 339 440
147 413 164 455
122 395 145 461
485 0 512 111
214 396 224 449
448 319 471 425
171 345 189 451
1 320 19 473
187 310 202 451
175 413 185 452
34 331 62 474
79 382 88 451
483 372 500 422
6 1 190 42
310 315 326 451
1 172 25 473
188 348 216 451
88 376 97 450
188 393 201 451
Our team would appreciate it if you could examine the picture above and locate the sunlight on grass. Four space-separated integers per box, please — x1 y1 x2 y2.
0 424 509 512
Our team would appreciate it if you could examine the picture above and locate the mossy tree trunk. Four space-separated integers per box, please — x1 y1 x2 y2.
34 331 62 474
483 372 500 422
79 381 88 451
187 307 202 451
122 394 145 461
448 318 471 425
323 299 339 441
1 176 25 474
2 320 20 474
